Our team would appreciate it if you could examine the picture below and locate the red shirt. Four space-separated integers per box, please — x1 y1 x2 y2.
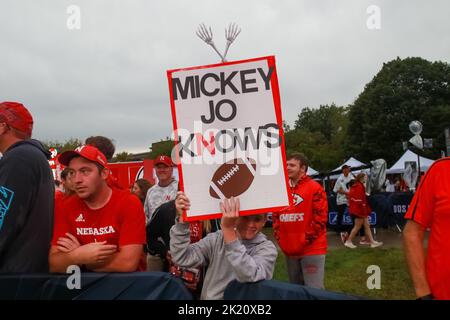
348 181 371 218
54 190 65 210
52 188 147 271
404 158 450 300
273 175 328 257
107 174 123 190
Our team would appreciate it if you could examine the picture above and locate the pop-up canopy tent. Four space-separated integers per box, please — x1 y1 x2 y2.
333 157 367 171
387 150 435 174
307 166 319 176
329 157 368 179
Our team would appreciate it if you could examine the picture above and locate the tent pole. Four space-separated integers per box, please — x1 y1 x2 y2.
417 153 421 187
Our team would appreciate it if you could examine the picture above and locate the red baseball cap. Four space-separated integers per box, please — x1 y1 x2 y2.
58 145 108 167
154 155 174 167
0 102 34 137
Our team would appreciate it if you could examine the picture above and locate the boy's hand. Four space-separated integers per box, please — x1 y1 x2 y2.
220 197 240 231
175 191 190 223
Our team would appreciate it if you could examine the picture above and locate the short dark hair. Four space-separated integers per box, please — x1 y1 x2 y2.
287 152 309 172
134 179 152 198
94 162 106 175
242 213 268 221
85 136 115 160
60 167 72 180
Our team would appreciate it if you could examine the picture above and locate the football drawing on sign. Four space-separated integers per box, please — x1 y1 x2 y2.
209 157 256 199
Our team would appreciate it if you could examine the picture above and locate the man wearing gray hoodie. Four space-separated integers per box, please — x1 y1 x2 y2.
170 192 277 300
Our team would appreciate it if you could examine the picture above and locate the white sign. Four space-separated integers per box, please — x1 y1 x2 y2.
167 56 292 221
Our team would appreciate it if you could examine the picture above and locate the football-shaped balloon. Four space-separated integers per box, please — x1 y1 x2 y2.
209 157 257 199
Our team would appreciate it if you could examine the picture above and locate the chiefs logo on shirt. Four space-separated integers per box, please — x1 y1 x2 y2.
293 193 304 206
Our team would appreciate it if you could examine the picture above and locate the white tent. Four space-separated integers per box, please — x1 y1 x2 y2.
332 157 367 172
329 157 367 179
387 150 435 174
307 166 319 176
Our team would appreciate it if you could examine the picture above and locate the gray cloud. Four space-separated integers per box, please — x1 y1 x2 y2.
1 0 449 153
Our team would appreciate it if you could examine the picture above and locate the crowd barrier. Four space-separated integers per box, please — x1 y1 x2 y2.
0 272 193 300
327 192 414 229
224 279 364 300
0 272 367 300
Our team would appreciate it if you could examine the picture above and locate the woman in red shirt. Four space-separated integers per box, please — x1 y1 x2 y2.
344 172 383 249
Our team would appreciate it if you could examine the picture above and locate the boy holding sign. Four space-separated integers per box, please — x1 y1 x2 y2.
170 191 277 300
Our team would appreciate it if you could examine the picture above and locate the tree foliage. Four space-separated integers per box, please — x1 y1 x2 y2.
294 104 349 142
346 57 450 165
42 138 83 154
111 152 134 163
286 104 349 171
148 139 175 159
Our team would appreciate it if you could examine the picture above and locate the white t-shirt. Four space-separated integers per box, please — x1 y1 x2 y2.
144 179 178 224
385 180 395 192
333 173 354 205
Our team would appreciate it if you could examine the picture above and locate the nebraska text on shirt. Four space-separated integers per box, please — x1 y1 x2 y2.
76 226 115 236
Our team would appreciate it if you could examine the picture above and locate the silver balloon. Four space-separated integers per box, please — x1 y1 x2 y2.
403 161 418 190
409 135 424 150
409 120 423 135
366 159 387 194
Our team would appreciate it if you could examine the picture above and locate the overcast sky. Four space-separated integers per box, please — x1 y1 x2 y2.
1 0 449 153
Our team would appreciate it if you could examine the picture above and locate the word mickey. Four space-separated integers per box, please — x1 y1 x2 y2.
172 67 274 101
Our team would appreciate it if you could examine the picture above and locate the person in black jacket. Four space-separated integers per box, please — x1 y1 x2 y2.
0 102 54 273
146 200 176 271
146 200 222 272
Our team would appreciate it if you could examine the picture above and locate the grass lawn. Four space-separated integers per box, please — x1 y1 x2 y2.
265 229 415 300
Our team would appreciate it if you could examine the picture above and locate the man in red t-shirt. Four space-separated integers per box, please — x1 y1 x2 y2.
404 157 450 300
49 145 146 273
272 153 328 289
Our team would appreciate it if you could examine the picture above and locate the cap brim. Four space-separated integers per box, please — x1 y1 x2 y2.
58 150 79 166
154 161 170 166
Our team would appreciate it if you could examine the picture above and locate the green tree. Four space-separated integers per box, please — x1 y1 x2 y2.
294 104 349 142
346 57 450 165
286 104 349 172
148 139 175 159
420 105 450 158
284 129 345 172
282 120 291 133
111 152 134 163
42 138 83 153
